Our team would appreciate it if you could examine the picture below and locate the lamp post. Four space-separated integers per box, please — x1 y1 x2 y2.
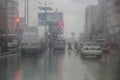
38 1 53 43
24 0 29 26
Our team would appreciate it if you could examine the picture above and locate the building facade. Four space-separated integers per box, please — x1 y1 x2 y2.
98 0 106 39
0 0 7 34
7 0 19 34
106 0 120 43
85 5 98 41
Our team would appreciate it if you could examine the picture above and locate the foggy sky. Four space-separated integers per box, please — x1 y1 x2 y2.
19 0 97 39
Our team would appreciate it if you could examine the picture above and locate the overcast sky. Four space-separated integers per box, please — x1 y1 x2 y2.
19 0 97 39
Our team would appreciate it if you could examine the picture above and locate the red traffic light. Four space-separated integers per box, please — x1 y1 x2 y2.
16 18 20 22
16 18 20 27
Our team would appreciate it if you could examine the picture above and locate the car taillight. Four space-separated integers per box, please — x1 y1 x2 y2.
84 48 88 50
97 48 101 50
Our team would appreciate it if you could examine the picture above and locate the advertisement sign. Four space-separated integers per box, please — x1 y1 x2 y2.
38 13 46 26
38 7 52 10
38 12 63 26
47 12 63 24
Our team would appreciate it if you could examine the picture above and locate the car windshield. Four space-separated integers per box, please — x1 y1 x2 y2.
85 43 99 46
0 0 119 80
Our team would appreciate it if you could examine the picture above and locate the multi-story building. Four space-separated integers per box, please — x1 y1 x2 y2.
7 0 19 34
0 0 7 34
85 5 98 41
98 0 106 39
106 0 120 43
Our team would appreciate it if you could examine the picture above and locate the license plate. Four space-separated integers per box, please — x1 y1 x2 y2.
90 48 96 50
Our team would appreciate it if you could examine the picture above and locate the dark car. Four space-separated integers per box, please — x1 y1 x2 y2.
53 39 65 52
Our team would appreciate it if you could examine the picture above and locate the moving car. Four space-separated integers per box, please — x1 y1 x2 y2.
81 42 102 58
53 39 65 52
1 34 18 51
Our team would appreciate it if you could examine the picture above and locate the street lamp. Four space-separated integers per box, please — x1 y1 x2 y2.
24 0 29 26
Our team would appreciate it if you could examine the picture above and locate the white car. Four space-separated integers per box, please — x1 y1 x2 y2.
81 42 102 58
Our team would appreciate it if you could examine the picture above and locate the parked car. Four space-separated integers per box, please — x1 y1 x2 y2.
81 42 102 58
1 34 18 51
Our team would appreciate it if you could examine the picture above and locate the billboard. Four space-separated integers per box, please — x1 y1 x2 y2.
38 7 52 10
38 12 63 26
38 13 46 26
46 12 63 24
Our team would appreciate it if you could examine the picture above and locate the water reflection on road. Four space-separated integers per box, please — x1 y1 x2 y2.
0 49 120 80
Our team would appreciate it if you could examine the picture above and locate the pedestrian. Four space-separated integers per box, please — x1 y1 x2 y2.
68 42 72 49
74 42 78 51
49 41 53 50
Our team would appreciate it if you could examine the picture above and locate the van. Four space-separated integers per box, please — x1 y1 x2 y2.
21 32 41 55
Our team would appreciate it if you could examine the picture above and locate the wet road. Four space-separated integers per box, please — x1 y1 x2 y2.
0 48 120 80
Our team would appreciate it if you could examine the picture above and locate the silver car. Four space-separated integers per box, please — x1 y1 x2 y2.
81 42 102 58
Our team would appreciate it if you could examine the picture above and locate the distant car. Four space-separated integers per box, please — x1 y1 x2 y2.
81 42 102 58
77 42 84 53
53 39 65 52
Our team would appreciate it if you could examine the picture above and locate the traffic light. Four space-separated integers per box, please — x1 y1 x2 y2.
58 20 64 28
16 18 20 27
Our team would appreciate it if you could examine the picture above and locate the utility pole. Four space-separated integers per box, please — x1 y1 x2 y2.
38 1 53 43
27 0 29 26
24 0 26 25
44 1 47 43
24 0 29 26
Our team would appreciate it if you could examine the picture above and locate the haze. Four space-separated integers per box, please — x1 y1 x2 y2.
19 0 97 39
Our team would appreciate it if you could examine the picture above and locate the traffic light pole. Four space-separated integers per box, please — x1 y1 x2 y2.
27 0 29 26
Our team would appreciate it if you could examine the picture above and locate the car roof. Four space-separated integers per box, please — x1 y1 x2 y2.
84 42 100 46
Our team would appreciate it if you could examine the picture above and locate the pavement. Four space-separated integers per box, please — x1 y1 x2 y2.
0 48 120 80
